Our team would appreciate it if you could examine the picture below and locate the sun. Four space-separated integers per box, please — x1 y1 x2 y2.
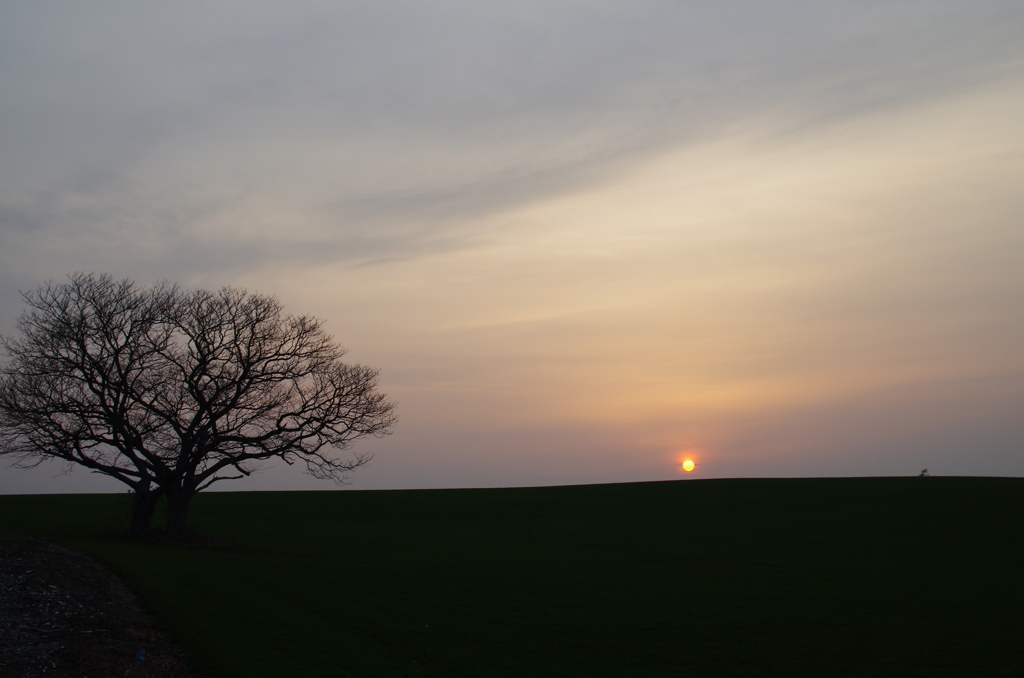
682 459 695 472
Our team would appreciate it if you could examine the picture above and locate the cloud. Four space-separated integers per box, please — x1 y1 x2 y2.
2 2 1024 490
4 4 1022 267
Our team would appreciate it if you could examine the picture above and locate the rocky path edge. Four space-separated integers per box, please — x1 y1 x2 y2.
0 532 194 677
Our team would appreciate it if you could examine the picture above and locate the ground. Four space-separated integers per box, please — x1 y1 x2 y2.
0 534 193 678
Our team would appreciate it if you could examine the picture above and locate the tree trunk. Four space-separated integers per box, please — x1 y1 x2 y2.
164 487 194 537
129 482 161 536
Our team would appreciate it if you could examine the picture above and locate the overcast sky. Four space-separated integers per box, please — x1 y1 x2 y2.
2 2 1023 493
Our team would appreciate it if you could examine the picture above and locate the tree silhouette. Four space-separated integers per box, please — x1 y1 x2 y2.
0 274 396 535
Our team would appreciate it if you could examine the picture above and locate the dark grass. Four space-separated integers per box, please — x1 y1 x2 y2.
2 477 1022 677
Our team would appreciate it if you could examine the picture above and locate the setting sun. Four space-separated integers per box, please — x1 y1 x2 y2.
682 459 695 472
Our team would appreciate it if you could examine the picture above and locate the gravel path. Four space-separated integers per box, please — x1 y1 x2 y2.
0 534 193 677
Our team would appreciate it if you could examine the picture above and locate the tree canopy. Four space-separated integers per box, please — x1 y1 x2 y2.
0 274 396 535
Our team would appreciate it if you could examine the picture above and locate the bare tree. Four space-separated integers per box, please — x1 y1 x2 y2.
0 274 396 535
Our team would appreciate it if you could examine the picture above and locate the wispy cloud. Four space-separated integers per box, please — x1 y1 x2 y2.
2 2 1023 492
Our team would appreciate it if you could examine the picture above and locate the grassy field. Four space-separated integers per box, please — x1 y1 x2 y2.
1 477 1022 677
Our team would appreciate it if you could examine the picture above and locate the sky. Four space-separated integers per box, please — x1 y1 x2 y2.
1 2 1023 494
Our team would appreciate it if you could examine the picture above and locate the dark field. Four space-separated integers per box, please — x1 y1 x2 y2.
1 477 1022 677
